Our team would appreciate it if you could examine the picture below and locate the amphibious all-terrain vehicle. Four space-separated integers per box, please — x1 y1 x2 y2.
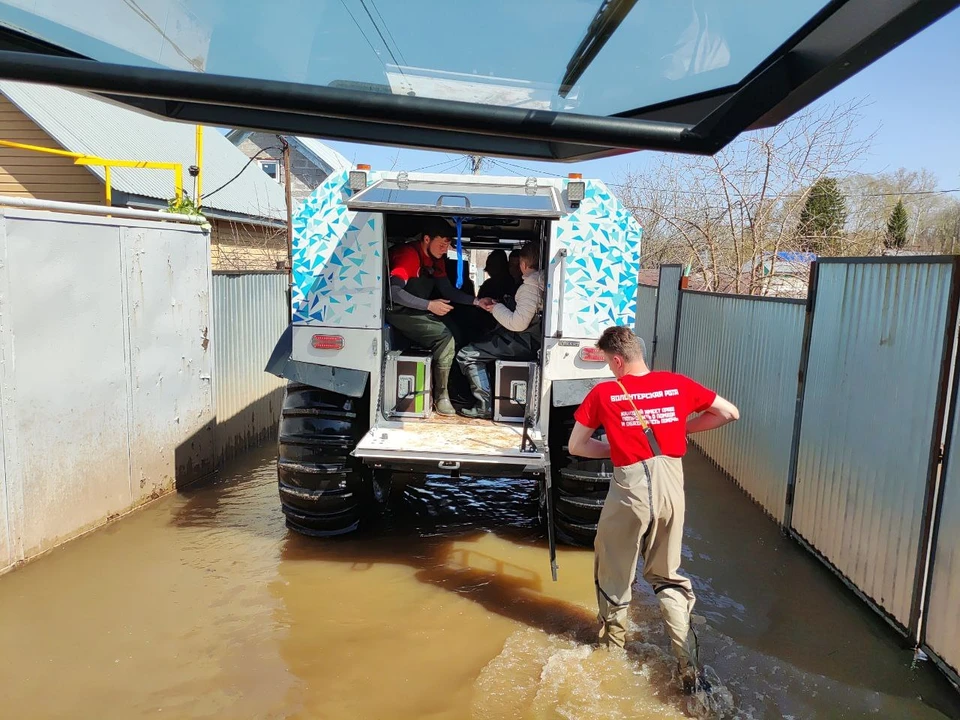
267 168 643 576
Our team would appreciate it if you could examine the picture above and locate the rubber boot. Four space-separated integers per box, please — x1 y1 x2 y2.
460 363 492 419
433 365 456 416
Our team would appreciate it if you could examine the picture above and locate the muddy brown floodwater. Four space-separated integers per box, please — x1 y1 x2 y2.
1 446 958 719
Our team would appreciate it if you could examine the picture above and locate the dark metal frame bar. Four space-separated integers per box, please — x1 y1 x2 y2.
559 0 638 97
0 0 954 161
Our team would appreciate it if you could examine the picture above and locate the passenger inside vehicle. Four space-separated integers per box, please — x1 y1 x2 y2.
386 217 482 416
456 241 544 419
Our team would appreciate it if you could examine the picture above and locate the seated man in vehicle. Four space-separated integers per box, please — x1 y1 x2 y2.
456 241 544 419
477 249 516 304
388 217 482 416
468 249 515 339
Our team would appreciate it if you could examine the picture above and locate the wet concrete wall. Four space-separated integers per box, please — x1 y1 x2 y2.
0 208 214 574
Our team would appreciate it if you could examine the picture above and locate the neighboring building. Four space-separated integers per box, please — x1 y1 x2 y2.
741 251 816 298
639 251 816 298
226 131 351 205
0 81 288 271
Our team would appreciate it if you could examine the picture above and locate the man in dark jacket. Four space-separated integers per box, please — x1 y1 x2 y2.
387 217 481 415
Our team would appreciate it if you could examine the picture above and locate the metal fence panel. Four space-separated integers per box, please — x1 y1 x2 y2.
212 273 288 464
792 260 955 631
924 382 960 681
653 265 682 370
0 209 211 574
635 283 657 364
676 292 804 521
123 225 215 492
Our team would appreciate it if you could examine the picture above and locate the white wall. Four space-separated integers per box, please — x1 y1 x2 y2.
0 209 214 573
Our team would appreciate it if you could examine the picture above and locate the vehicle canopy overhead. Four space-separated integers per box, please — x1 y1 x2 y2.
0 1 954 160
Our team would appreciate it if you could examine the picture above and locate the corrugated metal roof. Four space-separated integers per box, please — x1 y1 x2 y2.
0 81 286 221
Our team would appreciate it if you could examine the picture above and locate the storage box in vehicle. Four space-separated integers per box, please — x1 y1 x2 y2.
494 361 536 423
384 352 432 419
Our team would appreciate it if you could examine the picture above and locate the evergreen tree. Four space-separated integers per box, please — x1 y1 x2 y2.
798 177 847 255
886 199 909 249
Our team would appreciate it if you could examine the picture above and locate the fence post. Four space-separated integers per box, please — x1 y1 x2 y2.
652 264 682 371
910 256 960 639
783 261 819 530
671 274 685 372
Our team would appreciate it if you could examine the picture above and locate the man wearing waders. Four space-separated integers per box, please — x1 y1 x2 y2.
455 241 543 419
387 218 482 416
568 326 739 694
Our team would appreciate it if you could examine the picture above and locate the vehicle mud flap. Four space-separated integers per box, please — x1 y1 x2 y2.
265 326 369 397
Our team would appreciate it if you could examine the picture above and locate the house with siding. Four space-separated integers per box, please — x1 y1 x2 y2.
226 131 351 205
0 81 288 270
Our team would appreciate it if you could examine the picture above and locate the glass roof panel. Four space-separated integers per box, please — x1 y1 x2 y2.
0 0 832 116
347 179 565 217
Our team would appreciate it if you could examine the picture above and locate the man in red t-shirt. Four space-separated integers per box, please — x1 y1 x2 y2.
387 217 480 415
569 326 739 694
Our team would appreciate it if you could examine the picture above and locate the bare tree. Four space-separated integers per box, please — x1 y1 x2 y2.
211 220 288 272
617 100 875 295
846 168 943 254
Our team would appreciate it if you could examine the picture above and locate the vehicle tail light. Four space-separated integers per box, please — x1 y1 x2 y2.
579 346 606 362
312 334 344 350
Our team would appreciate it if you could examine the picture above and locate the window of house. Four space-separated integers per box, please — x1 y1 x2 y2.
258 159 282 183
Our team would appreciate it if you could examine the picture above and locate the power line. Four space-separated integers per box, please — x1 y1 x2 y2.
438 157 960 201
357 0 405 75
492 158 565 178
411 157 463 173
202 146 281 202
337 0 385 68
861 188 960 197
367 0 407 66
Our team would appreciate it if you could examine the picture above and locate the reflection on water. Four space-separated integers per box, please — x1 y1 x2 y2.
0 446 957 719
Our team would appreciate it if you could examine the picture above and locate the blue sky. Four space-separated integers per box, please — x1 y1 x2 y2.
322 7 960 191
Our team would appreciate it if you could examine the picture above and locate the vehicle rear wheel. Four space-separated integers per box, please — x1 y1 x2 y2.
277 382 380 537
547 406 613 546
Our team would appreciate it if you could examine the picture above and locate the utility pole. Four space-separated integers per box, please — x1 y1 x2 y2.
278 135 294 320
470 155 484 175
194 125 203 209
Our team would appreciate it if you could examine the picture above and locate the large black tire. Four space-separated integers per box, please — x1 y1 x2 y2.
548 406 613 546
277 383 373 537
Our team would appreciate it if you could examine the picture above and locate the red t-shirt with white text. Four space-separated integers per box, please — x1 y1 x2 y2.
574 372 717 467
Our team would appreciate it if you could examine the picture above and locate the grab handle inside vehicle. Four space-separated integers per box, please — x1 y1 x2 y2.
436 194 471 209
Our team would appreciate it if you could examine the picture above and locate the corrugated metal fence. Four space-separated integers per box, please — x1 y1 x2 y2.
925 375 960 682
791 260 956 634
212 272 287 465
635 283 657 364
676 292 804 521
672 257 960 687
